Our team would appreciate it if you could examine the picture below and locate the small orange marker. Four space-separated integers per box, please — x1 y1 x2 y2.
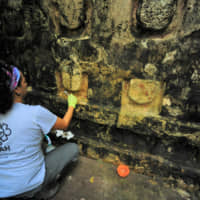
117 164 130 177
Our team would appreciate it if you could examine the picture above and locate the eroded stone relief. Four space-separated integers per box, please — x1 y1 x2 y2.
50 0 180 122
118 79 165 127
41 0 92 37
56 56 88 105
1 0 198 122
137 0 176 31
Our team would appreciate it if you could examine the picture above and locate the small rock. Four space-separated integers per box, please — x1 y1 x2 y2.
67 176 73 181
144 63 157 76
176 189 191 199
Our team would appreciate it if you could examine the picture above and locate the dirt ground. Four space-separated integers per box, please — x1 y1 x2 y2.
51 156 191 200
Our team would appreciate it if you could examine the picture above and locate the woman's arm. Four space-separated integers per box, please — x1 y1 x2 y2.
52 94 77 130
52 106 74 130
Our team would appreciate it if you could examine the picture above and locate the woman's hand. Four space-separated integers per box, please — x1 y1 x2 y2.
52 94 77 130
68 94 77 108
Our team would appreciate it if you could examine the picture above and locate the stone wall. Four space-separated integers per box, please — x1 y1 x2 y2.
0 0 200 195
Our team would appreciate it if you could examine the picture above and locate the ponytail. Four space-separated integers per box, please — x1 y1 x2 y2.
0 64 14 114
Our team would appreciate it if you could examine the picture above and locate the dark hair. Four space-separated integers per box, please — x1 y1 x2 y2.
0 64 14 114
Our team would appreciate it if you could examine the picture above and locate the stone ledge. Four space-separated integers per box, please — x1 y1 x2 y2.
26 89 200 143
73 135 200 193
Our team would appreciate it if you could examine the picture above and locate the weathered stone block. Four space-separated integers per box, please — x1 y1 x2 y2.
41 0 91 37
118 79 165 127
55 64 88 105
60 61 83 91
137 0 176 31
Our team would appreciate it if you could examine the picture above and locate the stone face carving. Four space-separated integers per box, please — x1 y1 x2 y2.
61 60 82 92
56 58 88 105
118 79 165 127
137 0 176 31
128 79 160 104
41 0 90 37
56 0 85 30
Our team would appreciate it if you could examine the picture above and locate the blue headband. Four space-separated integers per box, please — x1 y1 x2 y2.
3 65 21 91
10 66 21 91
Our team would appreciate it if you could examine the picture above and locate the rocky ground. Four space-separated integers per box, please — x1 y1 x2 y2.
51 156 193 200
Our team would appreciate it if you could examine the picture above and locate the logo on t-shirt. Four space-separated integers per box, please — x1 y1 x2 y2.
0 123 12 152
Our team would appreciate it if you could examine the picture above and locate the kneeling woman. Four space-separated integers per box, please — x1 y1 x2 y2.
0 64 79 199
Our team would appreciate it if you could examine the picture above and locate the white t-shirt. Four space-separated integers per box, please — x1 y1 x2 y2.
0 103 57 197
